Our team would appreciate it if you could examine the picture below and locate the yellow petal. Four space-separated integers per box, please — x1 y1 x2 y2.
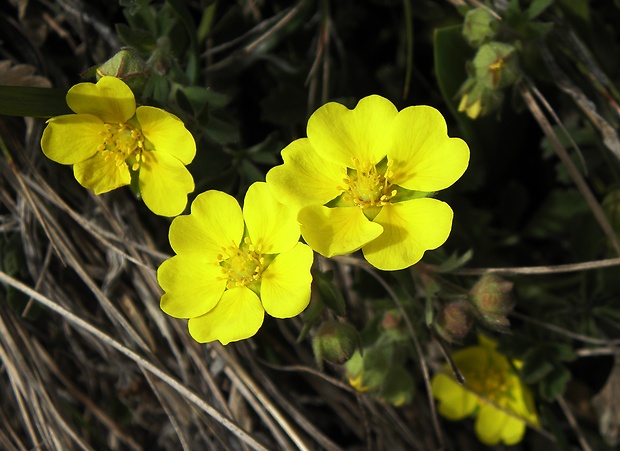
298 205 383 257
41 114 104 164
138 151 195 217
451 346 491 376
66 76 135 123
188 287 265 344
168 190 244 259
73 152 131 194
158 255 226 318
362 198 453 270
307 95 398 167
260 242 313 318
243 182 300 254
431 373 478 420
475 404 526 446
388 105 469 191
266 138 343 209
136 106 196 164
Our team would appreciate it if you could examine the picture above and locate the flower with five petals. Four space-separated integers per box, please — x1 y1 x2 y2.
431 335 540 446
41 76 195 216
157 182 314 345
266 95 469 270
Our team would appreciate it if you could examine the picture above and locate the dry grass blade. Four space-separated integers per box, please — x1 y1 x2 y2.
0 269 269 451
519 81 620 256
443 256 620 275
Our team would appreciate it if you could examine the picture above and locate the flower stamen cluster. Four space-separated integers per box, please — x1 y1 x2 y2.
218 237 265 289
98 123 145 170
467 367 510 405
340 158 397 210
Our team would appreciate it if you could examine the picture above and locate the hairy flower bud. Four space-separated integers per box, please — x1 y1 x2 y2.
470 274 516 331
313 320 359 369
463 8 498 47
96 48 148 94
473 42 520 90
458 79 504 119
435 299 473 343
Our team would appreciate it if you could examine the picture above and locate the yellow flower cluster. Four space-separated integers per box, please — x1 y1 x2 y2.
42 81 469 343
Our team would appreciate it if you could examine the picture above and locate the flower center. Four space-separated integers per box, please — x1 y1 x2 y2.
218 237 264 290
467 366 511 406
98 123 145 170
339 157 397 209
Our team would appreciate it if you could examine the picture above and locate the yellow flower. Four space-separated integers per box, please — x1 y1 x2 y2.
157 182 314 345
266 95 469 270
41 76 195 216
431 335 540 446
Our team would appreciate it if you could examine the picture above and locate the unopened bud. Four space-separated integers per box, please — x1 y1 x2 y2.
313 320 359 369
470 275 516 331
473 42 520 90
457 78 504 119
463 8 498 47
435 300 473 343
96 48 149 95
381 310 401 330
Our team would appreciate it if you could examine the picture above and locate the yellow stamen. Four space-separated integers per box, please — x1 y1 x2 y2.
217 239 264 289
98 122 145 171
340 156 397 209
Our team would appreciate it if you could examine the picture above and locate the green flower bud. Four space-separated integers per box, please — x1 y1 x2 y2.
473 42 520 90
457 78 504 119
470 274 516 331
463 8 498 47
96 48 148 95
435 299 473 343
312 320 359 369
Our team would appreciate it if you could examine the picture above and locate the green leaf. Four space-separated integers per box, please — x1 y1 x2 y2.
203 116 239 145
548 343 577 362
556 0 590 24
115 23 157 52
433 25 472 114
521 348 555 384
437 249 474 272
526 0 554 20
120 0 151 16
0 86 70 117
314 269 347 316
539 364 571 401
